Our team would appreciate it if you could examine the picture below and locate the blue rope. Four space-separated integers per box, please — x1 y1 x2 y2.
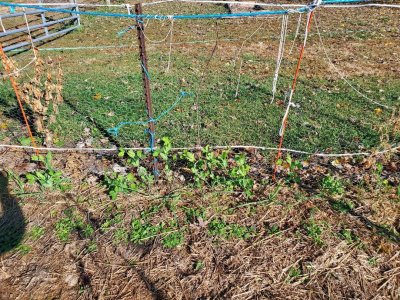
0 1 371 21
117 25 136 37
107 91 191 137
140 62 151 80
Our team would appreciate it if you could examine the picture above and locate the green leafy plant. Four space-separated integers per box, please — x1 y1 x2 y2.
55 209 94 242
208 218 255 240
276 154 302 184
339 228 359 244
321 175 345 196
304 219 323 246
103 172 138 200
375 163 389 188
29 225 45 240
287 266 302 282
118 149 145 167
331 199 354 213
26 152 69 191
15 244 32 255
194 260 204 271
162 230 184 248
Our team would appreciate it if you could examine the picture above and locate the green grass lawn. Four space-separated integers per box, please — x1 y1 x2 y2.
0 5 399 151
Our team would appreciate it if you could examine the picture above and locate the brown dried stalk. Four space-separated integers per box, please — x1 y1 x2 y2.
20 52 64 146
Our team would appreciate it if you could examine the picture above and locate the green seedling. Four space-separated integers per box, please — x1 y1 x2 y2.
321 175 345 196
276 154 302 184
26 152 69 191
103 172 138 200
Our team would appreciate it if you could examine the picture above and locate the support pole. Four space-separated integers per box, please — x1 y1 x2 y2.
272 10 315 181
135 3 158 176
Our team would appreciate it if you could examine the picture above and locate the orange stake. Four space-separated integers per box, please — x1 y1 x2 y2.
0 44 39 155
273 10 315 180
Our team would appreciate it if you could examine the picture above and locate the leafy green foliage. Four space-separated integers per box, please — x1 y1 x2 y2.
287 267 302 282
208 218 255 240
26 152 69 191
339 228 359 244
331 199 354 213
55 209 94 242
103 173 138 200
130 218 184 248
321 175 345 196
276 154 302 184
162 230 184 248
118 149 145 167
15 244 32 255
375 163 389 188
29 225 45 241
180 147 254 196
304 220 324 246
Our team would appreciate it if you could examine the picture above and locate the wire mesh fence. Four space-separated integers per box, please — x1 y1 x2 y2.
0 1 399 156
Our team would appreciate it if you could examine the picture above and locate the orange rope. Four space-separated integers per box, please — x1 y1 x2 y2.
0 44 39 155
273 10 315 180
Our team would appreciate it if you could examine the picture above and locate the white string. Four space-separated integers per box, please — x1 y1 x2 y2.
288 13 301 56
0 16 6 33
314 15 391 110
166 18 174 72
23 8 36 56
141 19 173 44
0 143 398 158
0 10 37 79
279 11 312 137
271 14 288 103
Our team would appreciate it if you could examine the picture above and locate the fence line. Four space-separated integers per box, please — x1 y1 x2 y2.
0 143 398 158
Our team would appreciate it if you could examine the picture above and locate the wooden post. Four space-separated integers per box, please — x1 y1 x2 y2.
135 3 158 175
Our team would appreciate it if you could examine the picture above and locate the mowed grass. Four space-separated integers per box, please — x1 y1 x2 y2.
0 4 399 150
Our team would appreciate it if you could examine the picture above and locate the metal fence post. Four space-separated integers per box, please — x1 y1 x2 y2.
135 3 159 177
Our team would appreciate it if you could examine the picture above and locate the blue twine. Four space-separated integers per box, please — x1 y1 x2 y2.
117 25 136 37
140 62 151 80
107 91 191 137
0 1 371 21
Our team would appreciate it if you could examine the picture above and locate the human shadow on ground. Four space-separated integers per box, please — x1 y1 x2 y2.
0 172 25 255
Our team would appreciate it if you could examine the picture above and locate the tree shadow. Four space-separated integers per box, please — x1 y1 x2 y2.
0 172 25 255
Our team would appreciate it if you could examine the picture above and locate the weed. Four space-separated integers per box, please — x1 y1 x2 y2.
29 225 45 240
55 209 94 242
103 172 138 200
375 163 389 188
208 218 255 240
276 154 302 184
113 228 129 244
15 244 31 255
86 241 97 253
194 260 204 271
26 152 69 191
304 219 324 246
331 199 354 214
184 206 206 223
162 230 184 248
265 224 281 235
118 149 145 167
339 228 359 244
100 214 123 232
7 171 26 195
287 266 302 282
321 175 345 196
367 257 378 266
130 219 160 244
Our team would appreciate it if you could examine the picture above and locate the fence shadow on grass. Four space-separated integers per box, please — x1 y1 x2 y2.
0 171 25 255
